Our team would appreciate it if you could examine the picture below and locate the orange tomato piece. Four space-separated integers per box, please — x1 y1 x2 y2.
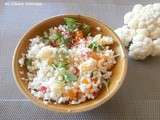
75 30 83 41
93 91 98 97
64 89 77 100
92 78 98 84
88 85 94 93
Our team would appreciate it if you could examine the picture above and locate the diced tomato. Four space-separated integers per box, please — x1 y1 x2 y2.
50 41 58 47
87 84 94 93
75 30 83 41
67 43 72 49
70 66 80 76
39 86 47 94
92 78 98 84
93 91 98 97
64 89 78 100
69 39 78 47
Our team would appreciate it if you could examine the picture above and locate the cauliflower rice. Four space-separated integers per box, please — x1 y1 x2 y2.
19 17 117 104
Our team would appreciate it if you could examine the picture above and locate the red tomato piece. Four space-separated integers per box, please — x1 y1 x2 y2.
39 86 47 94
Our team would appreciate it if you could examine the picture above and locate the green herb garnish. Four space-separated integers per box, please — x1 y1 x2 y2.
88 41 104 51
52 64 77 84
49 32 69 46
64 17 80 32
49 32 62 40
40 32 50 44
55 62 68 69
63 70 77 83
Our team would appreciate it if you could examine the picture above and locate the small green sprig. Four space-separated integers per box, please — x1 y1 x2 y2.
49 32 69 46
63 70 77 83
64 17 80 32
88 41 104 51
52 64 77 84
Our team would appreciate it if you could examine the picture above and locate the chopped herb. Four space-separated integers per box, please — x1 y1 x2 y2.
55 62 68 68
63 71 77 83
49 32 69 46
51 64 57 70
88 41 104 51
56 47 70 64
64 17 80 32
51 48 70 70
49 32 62 40
40 32 50 44
51 64 77 84
61 37 69 45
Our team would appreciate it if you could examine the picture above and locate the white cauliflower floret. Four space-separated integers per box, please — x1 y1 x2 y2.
150 27 160 39
49 79 64 99
93 34 114 45
18 54 25 67
132 4 143 13
37 75 64 100
36 46 57 64
27 43 44 59
124 4 143 24
79 58 97 72
126 4 155 29
92 34 101 42
29 36 41 47
129 34 153 60
151 38 160 56
115 3 160 60
115 26 135 47
100 36 113 45
98 50 116 70
136 29 149 36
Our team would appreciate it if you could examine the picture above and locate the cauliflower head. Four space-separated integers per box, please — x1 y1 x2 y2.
115 26 135 47
115 3 160 60
128 34 153 60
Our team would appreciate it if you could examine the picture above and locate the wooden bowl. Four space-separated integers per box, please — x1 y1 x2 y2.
12 15 127 113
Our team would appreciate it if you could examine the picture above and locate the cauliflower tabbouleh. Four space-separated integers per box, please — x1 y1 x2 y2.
19 17 117 104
